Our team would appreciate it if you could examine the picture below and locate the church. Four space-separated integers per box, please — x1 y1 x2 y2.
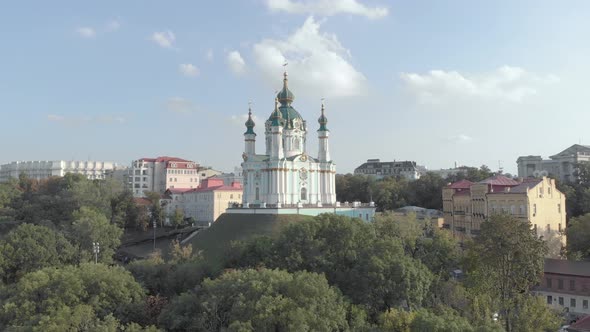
241 71 336 208
228 71 375 221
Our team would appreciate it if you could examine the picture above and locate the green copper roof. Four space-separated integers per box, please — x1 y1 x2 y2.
244 107 256 135
277 72 295 105
318 102 329 131
267 72 305 129
270 98 283 127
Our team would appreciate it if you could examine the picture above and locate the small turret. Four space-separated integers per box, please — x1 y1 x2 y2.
270 98 282 127
318 100 329 132
317 100 330 162
244 105 256 135
244 103 256 155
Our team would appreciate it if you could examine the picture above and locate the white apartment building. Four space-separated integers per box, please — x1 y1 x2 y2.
129 156 200 197
0 160 120 182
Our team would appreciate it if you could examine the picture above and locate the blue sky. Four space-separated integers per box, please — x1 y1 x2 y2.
1 0 590 174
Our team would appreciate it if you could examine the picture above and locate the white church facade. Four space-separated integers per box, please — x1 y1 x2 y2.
227 71 375 221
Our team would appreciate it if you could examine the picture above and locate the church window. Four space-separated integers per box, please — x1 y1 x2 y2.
301 187 307 201
256 187 260 201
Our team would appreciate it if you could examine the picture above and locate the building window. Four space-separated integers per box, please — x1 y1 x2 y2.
584 300 588 309
169 178 173 182
547 296 553 304
301 187 307 201
533 204 537 216
559 223 562 232
547 224 551 233
255 187 259 201
571 298 577 308
558 204 561 213
570 280 576 291
230 194 233 199
559 297 564 305
558 279 564 290
546 278 552 288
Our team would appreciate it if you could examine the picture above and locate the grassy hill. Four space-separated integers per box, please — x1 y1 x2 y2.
189 213 313 264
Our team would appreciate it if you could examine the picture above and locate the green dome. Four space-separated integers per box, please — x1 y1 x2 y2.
277 72 295 105
244 107 256 135
268 71 305 130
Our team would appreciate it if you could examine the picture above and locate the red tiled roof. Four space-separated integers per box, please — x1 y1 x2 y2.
446 179 473 189
479 175 520 186
569 314 590 332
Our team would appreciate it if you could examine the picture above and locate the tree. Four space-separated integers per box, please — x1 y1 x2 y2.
566 213 590 260
145 192 165 227
0 263 145 330
510 295 561 332
0 179 20 216
159 268 350 332
70 207 123 263
170 208 185 229
226 214 433 317
0 223 77 283
465 214 547 332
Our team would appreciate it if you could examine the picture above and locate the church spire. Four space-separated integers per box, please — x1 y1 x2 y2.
318 99 329 131
277 66 295 105
270 97 283 127
244 102 256 135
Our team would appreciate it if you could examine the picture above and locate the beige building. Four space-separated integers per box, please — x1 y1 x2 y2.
163 178 243 224
443 175 566 243
129 156 200 197
517 144 590 183
0 160 122 182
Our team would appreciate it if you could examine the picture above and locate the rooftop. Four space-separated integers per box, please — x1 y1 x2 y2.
446 179 473 189
478 175 520 186
545 258 590 277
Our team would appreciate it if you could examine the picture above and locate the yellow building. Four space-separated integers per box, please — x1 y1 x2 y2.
443 176 566 244
164 178 243 224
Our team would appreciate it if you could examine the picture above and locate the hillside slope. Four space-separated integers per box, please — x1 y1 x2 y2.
189 213 313 263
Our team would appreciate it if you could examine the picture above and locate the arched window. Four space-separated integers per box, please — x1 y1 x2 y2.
294 138 300 150
255 187 260 201
301 187 307 201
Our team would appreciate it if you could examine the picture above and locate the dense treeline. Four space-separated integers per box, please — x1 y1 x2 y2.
0 173 568 330
336 165 494 211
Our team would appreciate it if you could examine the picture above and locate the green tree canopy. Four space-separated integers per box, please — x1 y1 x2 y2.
465 214 548 332
70 206 123 263
0 223 77 283
566 213 590 260
0 263 145 330
159 268 349 332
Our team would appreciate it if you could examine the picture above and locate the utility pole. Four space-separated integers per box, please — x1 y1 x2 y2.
153 221 157 251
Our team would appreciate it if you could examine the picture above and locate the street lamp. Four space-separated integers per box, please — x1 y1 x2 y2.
153 221 157 251
92 242 100 264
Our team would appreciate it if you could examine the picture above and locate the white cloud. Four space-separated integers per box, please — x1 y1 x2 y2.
151 30 176 48
106 20 120 32
227 51 246 75
47 114 65 122
448 134 473 143
76 27 96 38
166 97 198 114
179 63 199 77
266 0 388 19
401 66 559 104
206 48 214 61
252 16 367 98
